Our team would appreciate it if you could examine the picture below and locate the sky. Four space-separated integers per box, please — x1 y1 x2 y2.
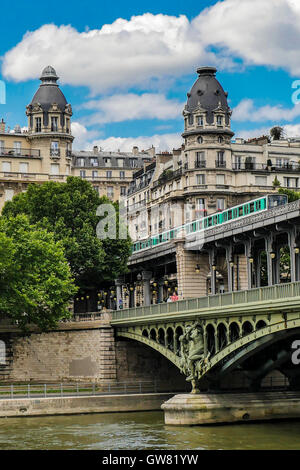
1 0 300 151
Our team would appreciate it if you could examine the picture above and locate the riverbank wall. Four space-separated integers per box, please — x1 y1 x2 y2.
0 392 174 418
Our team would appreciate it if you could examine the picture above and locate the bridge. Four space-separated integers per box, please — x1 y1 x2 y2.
111 281 300 393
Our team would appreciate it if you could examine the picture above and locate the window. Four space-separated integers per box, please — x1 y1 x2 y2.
2 161 11 172
104 158 111 167
197 116 204 126
4 189 14 201
19 162 28 173
106 171 112 178
188 114 194 125
66 165 70 175
0 140 4 154
120 186 127 196
79 170 86 178
255 176 267 186
197 198 205 209
216 174 225 185
234 155 242 169
196 174 205 185
218 136 223 143
117 159 124 167
51 163 60 175
217 198 225 211
216 151 225 167
92 170 98 179
35 117 42 132
217 115 223 126
93 186 99 193
65 118 70 133
14 141 21 155
129 159 138 168
284 177 299 188
78 158 85 167
107 186 114 198
195 151 205 168
90 158 98 167
120 171 125 179
51 141 60 156
51 116 58 132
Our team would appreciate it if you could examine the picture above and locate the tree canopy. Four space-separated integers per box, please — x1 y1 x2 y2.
2 177 131 291
0 215 77 330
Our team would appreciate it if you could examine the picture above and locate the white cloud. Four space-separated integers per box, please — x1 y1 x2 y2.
81 93 183 125
195 0 300 75
234 127 271 140
2 15 218 93
71 122 182 152
4 1 300 95
71 121 100 149
232 99 300 122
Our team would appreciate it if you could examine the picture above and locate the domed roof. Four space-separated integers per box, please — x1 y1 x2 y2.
186 67 230 124
30 66 67 113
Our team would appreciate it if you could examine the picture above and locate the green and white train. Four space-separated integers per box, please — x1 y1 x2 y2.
131 194 288 254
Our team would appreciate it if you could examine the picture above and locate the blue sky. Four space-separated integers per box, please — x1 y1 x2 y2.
1 0 300 151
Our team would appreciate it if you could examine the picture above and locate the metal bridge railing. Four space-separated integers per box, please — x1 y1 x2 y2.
111 281 300 321
0 380 189 400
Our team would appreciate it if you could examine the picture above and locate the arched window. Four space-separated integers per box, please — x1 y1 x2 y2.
0 340 6 365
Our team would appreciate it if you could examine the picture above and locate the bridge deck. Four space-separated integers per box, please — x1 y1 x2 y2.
111 281 300 326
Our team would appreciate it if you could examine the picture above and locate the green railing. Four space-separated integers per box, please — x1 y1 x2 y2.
111 281 300 322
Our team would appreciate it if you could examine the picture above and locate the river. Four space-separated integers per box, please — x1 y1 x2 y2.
0 412 299 450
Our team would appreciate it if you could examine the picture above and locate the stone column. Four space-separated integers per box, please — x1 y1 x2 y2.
175 240 208 299
226 244 234 292
142 271 152 306
115 278 124 310
266 233 276 286
243 240 253 290
208 248 217 295
255 250 262 288
158 279 164 303
288 228 297 283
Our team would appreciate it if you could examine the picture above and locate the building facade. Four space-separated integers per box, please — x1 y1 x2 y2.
120 66 300 308
0 66 153 211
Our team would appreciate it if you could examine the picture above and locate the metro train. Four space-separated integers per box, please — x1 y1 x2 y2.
131 194 288 254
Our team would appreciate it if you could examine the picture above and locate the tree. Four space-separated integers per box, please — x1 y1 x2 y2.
0 215 77 330
2 177 131 292
270 126 284 141
272 176 281 188
278 187 300 202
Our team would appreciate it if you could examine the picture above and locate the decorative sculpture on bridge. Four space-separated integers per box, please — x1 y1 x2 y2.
179 321 210 393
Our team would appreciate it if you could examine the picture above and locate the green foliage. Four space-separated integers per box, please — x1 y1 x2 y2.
272 176 281 188
278 187 300 202
2 177 131 291
270 126 284 140
0 215 77 330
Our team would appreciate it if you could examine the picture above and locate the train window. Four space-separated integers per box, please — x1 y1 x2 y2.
208 217 212 227
238 206 243 216
228 211 232 221
250 202 254 212
268 195 288 209
170 230 174 239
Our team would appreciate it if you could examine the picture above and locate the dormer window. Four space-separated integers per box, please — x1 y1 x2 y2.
35 117 42 133
197 116 204 126
51 117 58 132
217 115 223 126
218 136 223 143
188 114 194 125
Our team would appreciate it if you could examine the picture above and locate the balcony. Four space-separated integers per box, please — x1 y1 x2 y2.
232 162 300 172
195 161 206 169
0 147 40 158
215 160 226 168
50 148 60 157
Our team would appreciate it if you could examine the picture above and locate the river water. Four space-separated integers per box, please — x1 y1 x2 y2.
0 412 300 450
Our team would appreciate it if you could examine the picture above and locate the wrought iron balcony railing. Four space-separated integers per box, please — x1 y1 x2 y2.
50 148 60 157
0 147 40 157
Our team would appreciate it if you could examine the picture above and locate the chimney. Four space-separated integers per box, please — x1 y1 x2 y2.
93 146 98 154
132 146 139 156
0 118 5 133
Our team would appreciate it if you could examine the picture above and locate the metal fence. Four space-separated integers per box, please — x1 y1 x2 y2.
111 281 300 321
0 380 189 400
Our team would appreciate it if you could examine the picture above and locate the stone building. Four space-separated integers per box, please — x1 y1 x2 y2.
0 66 153 211
120 66 300 307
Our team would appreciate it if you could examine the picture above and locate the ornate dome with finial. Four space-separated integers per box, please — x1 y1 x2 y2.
30 65 67 113
186 66 231 125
